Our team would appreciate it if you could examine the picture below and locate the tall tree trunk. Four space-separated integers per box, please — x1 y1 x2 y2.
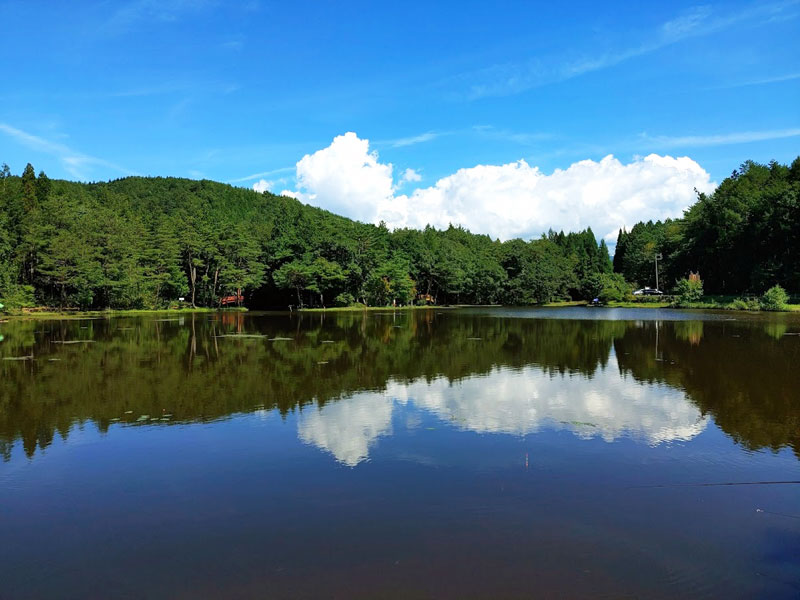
190 264 197 308
202 263 210 305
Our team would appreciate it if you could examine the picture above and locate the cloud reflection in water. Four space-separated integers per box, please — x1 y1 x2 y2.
297 353 707 466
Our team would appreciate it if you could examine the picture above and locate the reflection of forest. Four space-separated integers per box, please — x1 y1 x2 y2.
1 311 798 461
615 320 800 456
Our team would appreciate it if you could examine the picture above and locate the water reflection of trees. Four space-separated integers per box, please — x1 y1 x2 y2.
1 312 797 461
615 321 800 457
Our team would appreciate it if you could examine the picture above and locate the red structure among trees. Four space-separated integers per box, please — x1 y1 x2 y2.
220 289 244 307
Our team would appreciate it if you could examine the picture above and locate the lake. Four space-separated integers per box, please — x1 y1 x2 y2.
1 307 799 599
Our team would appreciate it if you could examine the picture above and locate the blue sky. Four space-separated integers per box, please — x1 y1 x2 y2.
1 0 798 240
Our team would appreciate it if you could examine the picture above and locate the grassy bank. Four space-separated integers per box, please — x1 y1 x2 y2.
292 299 800 313
603 299 799 312
297 304 457 313
672 300 800 312
605 301 672 309
541 300 586 307
553 298 799 312
0 307 247 320
4 300 798 319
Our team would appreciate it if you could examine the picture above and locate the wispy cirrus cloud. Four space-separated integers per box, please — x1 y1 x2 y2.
106 0 219 31
380 127 553 149
219 35 246 52
228 166 295 184
0 80 240 103
379 131 450 148
106 80 240 98
0 123 134 180
710 71 800 89
641 127 800 148
472 125 554 146
449 1 800 100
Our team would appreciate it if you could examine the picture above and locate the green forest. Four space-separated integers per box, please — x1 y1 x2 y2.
1 156 798 310
614 157 800 295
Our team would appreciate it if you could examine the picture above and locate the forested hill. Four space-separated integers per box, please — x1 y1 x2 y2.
615 157 800 295
1 156 798 311
0 163 617 310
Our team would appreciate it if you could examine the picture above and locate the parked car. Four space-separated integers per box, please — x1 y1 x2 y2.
633 287 664 296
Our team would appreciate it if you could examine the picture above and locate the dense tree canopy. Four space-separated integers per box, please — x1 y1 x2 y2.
0 164 613 309
2 156 795 309
615 157 800 294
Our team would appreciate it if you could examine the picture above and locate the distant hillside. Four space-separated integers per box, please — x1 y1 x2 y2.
0 165 615 310
2 155 797 310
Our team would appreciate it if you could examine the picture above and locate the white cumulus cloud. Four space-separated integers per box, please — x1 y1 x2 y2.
282 131 395 218
400 167 421 183
281 132 715 241
252 179 272 193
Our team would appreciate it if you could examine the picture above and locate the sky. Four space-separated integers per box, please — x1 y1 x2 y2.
1 0 798 242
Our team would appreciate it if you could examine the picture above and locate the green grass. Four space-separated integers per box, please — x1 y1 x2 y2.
574 297 799 312
542 300 586 307
605 301 672 309
669 298 800 312
2 307 246 320
298 304 450 313
6 300 797 319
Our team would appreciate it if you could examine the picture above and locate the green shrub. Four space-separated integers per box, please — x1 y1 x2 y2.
760 285 789 311
601 273 631 302
730 297 759 311
0 284 35 309
730 298 747 310
674 277 704 305
636 294 668 303
584 272 631 302
334 292 355 307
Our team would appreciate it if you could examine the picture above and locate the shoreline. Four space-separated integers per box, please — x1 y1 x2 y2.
2 301 798 319
297 304 460 313
0 307 247 320
297 300 799 313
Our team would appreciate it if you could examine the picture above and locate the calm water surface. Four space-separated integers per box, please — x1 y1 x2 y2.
1 307 799 599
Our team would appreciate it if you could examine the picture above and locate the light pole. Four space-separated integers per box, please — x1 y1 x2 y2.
654 253 663 291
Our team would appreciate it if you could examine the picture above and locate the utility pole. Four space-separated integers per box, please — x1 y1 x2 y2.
654 253 663 291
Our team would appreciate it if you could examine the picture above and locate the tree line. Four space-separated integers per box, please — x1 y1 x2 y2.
0 163 616 309
1 155 797 310
614 157 800 295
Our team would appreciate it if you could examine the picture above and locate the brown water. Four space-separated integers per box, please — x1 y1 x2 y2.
1 307 799 598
